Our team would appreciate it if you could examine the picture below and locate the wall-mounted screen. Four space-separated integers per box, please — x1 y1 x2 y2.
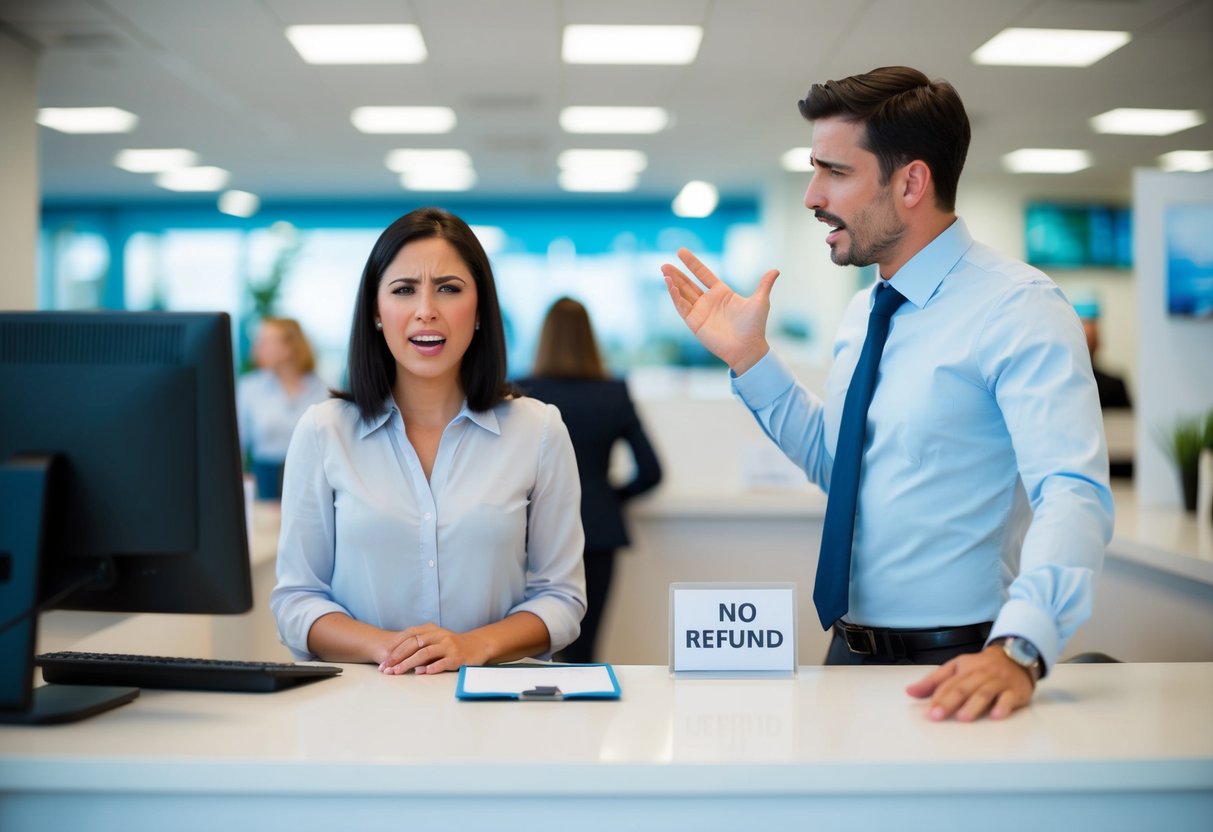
1165 202 1213 318
1025 202 1132 269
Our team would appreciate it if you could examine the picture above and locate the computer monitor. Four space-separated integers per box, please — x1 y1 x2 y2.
0 311 252 724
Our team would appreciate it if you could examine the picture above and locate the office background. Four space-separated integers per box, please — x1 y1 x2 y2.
1 2 1211 660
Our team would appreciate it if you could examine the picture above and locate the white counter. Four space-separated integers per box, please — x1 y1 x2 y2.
1 662 1210 831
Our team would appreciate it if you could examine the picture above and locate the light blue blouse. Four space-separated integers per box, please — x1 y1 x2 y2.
271 395 587 660
236 370 330 462
733 218 1114 672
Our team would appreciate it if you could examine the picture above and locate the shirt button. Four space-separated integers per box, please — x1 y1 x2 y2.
424 512 432 520
428 560 435 568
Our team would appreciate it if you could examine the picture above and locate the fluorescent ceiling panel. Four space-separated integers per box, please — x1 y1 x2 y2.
37 107 137 134
400 168 476 191
154 166 231 192
286 24 427 64
972 28 1130 67
385 148 472 172
557 149 647 172
562 25 702 65
1001 149 1091 174
114 148 199 173
559 106 669 134
1158 150 1213 172
558 169 639 192
352 106 455 134
1090 108 1206 136
672 181 719 218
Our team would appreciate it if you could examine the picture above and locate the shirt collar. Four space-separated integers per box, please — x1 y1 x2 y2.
885 217 973 310
357 396 502 439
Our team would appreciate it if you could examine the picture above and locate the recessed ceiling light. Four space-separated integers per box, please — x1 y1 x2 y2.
558 169 639 192
1158 150 1213 172
972 28 1130 67
37 107 138 134
285 24 427 64
1001 149 1091 174
672 181 719 218
559 106 669 134
562 25 702 65
1090 108 1206 136
352 106 456 134
400 168 476 191
557 149 648 172
781 147 813 172
385 148 472 172
154 166 231 192
114 148 199 173
218 190 260 218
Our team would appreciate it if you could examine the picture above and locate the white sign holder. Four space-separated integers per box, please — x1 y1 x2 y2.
668 582 797 678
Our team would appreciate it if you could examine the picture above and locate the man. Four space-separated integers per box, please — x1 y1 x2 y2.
662 66 1113 722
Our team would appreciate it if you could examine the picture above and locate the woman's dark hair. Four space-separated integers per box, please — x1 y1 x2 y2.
531 297 608 380
798 66 970 212
338 206 512 419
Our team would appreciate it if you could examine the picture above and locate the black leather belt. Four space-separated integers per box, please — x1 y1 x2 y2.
834 621 993 660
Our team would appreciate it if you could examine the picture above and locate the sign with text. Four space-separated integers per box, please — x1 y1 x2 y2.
669 583 797 675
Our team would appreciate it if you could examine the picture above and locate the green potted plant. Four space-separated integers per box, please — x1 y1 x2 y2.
1158 415 1204 512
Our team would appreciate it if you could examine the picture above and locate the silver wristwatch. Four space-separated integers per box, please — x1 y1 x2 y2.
996 636 1043 685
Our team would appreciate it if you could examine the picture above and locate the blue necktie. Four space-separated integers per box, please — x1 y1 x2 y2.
814 281 908 630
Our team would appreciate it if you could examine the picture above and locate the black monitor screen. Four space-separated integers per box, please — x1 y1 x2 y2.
0 311 252 716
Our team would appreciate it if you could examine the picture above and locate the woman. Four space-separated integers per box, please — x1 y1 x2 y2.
271 208 586 674
518 297 662 663
237 317 329 499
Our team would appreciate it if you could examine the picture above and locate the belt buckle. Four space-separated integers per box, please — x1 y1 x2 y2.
840 623 877 655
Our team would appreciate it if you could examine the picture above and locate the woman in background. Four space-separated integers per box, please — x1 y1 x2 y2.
237 317 329 500
271 208 586 673
519 297 662 663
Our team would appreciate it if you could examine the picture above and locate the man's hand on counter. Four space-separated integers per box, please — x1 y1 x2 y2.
904 646 1035 721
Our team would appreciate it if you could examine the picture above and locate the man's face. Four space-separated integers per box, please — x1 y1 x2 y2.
803 117 907 271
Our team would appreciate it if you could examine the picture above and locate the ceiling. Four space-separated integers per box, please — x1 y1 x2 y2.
4 0 1212 204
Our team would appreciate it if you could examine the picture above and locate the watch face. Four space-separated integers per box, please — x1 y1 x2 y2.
1005 638 1039 666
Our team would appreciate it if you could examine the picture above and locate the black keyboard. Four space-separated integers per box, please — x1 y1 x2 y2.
36 651 343 693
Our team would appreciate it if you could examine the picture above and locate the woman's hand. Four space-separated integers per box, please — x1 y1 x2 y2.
377 623 488 675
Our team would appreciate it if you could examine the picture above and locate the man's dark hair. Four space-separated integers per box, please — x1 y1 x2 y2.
338 206 513 420
798 66 970 212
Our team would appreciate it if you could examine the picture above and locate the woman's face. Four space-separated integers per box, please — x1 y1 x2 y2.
375 236 479 390
253 322 292 371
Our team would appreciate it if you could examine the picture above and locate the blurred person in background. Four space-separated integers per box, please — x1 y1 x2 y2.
237 317 329 500
518 297 663 663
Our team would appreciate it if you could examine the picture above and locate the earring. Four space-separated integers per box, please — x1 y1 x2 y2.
475 322 480 331
375 321 383 331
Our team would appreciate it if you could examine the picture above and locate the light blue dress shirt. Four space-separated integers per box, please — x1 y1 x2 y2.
236 370 330 462
733 218 1114 672
271 395 587 660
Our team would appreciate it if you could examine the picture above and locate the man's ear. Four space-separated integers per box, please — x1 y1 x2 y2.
899 160 932 209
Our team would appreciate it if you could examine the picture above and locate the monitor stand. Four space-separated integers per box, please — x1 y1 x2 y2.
0 454 139 725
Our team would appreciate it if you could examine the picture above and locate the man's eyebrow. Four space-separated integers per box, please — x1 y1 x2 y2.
810 156 852 173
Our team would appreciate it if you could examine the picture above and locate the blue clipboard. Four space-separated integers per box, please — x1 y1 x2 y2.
455 663 621 701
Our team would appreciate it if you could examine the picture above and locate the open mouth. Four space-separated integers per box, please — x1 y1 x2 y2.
815 211 846 245
409 334 447 353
